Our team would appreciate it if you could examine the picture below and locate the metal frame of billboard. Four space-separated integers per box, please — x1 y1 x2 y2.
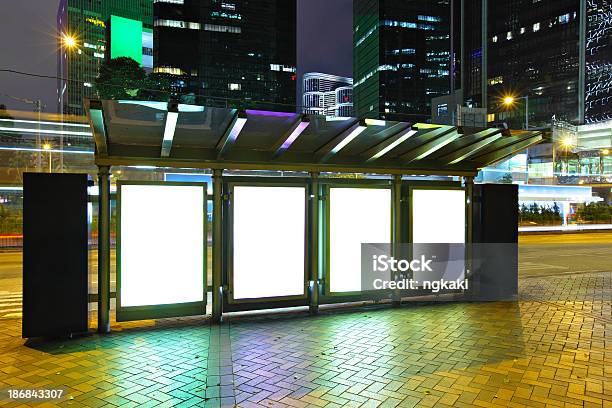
116 180 207 322
222 177 310 312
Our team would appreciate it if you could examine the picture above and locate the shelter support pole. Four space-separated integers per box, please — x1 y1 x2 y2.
309 172 320 315
464 176 474 244
212 169 223 323
97 165 111 334
464 176 474 291
392 175 402 306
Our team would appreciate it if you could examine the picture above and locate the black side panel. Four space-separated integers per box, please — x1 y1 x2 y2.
473 184 518 243
23 173 88 338
471 184 519 300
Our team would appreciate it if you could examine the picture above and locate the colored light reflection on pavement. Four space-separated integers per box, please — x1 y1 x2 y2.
0 279 609 407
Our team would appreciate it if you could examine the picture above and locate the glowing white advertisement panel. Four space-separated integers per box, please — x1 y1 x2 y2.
412 189 465 243
232 186 305 300
329 188 391 293
120 184 205 307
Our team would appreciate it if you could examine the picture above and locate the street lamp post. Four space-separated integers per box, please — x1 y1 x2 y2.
503 95 529 130
42 143 52 173
60 34 77 173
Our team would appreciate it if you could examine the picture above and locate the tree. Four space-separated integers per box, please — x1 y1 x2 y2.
139 73 173 101
7 151 37 184
0 104 13 119
498 173 513 184
95 57 147 100
96 57 177 101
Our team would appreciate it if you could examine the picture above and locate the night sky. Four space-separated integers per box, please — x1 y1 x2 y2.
0 0 353 114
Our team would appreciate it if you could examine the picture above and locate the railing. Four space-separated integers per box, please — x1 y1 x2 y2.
0 234 117 249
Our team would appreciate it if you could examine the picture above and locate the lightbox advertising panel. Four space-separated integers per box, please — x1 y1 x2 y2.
119 184 205 310
232 186 306 300
329 187 391 293
412 189 465 243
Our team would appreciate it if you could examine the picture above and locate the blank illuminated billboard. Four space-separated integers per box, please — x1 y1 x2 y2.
119 184 205 307
329 187 391 293
412 189 465 243
232 186 305 300
110 15 143 65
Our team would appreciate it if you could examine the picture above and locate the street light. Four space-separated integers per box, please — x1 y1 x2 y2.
42 143 52 173
59 33 77 173
62 34 76 49
502 94 529 130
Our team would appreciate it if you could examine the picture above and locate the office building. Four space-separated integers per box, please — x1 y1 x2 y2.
303 73 353 117
584 0 612 124
459 0 611 128
154 0 296 111
353 0 451 121
57 0 153 115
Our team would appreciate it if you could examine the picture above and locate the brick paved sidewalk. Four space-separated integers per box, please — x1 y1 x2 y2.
0 273 610 407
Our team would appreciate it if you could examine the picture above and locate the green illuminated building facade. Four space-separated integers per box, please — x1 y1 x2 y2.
57 0 153 116
353 0 451 121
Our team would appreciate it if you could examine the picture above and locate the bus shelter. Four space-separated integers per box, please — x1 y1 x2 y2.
86 99 543 333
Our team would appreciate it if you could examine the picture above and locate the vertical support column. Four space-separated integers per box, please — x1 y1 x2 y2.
97 165 111 334
309 172 320 315
460 0 465 96
578 0 586 124
464 175 474 244
212 169 223 323
464 176 475 290
450 0 455 95
525 96 529 130
481 0 488 112
391 174 402 306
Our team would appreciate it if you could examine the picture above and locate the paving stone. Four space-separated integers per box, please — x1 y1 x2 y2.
0 272 610 407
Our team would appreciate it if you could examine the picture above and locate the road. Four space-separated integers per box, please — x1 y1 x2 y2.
0 233 610 317
518 232 612 278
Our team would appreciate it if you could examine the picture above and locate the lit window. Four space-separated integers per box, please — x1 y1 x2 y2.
93 52 104 58
154 19 201 30
533 22 540 32
492 35 498 42
437 103 448 116
520 27 526 34
228 83 241 90
559 13 570 24
204 23 241 33
84 82 92 88
506 31 513 40
153 67 185 75
417 15 441 22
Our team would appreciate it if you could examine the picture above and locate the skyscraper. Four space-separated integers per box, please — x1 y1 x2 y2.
584 0 612 124
154 0 296 112
460 0 611 128
353 0 451 121
303 73 353 117
57 0 153 115
462 0 580 128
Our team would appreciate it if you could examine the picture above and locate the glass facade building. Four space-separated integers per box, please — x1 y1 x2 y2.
302 73 353 117
56 0 153 116
585 0 612 124
353 0 451 122
153 0 296 111
460 0 611 128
